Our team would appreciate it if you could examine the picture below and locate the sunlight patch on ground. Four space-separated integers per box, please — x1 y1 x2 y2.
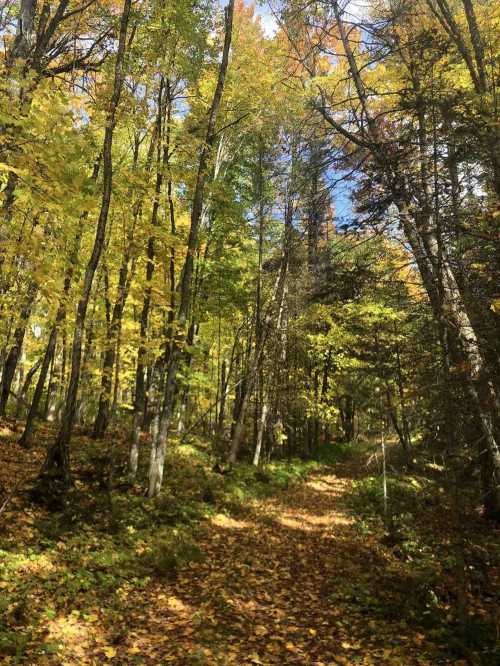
306 474 351 493
211 513 254 530
46 612 106 663
16 552 56 575
156 593 192 617
0 425 15 438
306 478 339 493
277 509 353 531
269 474 354 531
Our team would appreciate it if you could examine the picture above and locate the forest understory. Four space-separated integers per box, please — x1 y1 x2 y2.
0 419 499 665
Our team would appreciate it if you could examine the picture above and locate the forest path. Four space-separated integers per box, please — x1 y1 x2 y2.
120 465 448 665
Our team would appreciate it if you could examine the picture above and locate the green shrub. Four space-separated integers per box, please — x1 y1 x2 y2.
145 529 203 579
0 630 29 659
315 441 354 464
348 475 427 519
153 495 208 525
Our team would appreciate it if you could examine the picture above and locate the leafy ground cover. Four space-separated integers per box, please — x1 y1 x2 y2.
0 420 498 665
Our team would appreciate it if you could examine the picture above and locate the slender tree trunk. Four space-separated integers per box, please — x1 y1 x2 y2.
228 197 292 463
44 350 58 421
253 401 268 466
307 140 323 271
75 295 98 425
19 157 99 446
39 0 132 487
19 326 57 446
93 244 133 438
217 359 229 437
148 0 235 497
130 87 164 478
15 357 41 417
0 279 38 415
339 395 355 442
111 324 122 423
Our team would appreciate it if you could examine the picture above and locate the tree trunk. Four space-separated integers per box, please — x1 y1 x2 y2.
19 326 57 446
39 0 132 488
129 87 164 478
15 357 41 418
253 401 268 466
339 395 355 442
19 156 98 446
217 359 229 437
148 0 235 497
92 245 133 438
0 279 37 415
44 349 58 421
228 197 292 463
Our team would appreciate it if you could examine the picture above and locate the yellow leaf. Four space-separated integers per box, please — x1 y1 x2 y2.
309 628 317 636
128 646 141 654
491 298 500 314
103 646 117 659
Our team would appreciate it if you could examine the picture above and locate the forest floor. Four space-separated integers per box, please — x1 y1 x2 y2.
0 420 499 665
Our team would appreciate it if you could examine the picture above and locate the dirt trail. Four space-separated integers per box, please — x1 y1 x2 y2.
119 466 452 665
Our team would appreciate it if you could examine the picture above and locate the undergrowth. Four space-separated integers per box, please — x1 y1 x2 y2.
344 454 500 665
0 438 324 662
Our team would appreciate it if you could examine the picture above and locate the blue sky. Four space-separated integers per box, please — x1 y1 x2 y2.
247 1 355 222
252 2 279 36
213 0 355 224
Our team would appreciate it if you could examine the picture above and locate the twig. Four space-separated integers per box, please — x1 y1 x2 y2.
0 476 24 519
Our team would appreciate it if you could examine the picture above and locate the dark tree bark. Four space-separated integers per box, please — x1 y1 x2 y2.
0 279 38 415
92 237 135 438
15 357 41 417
